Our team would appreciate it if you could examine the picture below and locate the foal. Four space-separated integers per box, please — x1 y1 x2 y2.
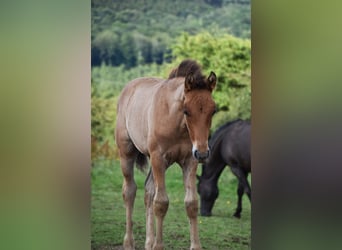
115 60 217 250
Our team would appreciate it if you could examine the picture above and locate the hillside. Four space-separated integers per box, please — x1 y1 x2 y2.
91 0 250 67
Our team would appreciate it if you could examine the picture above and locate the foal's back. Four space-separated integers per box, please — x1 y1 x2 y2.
116 75 190 160
116 77 163 155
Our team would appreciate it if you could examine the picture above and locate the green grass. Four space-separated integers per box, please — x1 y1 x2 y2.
91 159 251 249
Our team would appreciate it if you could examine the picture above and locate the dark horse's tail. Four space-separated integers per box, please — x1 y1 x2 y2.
135 152 148 172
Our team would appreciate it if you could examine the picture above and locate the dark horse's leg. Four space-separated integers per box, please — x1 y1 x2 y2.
230 167 251 218
245 173 251 201
234 181 244 218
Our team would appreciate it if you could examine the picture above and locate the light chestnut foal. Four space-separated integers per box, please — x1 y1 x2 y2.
115 60 217 250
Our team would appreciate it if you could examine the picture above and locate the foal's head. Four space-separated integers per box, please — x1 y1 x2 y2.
183 71 216 162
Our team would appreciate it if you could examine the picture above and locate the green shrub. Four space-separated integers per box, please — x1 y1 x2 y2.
170 32 251 131
91 32 251 159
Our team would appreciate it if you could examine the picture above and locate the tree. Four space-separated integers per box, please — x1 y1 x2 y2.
205 0 223 7
92 30 118 65
171 32 251 130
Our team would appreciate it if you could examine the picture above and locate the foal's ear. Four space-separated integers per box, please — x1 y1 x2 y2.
207 71 216 91
184 72 195 92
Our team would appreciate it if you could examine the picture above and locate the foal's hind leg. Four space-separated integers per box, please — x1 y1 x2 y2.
121 156 137 249
118 140 139 250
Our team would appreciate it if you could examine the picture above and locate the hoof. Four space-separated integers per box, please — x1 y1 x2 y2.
152 243 164 250
190 244 202 250
123 235 134 250
233 212 241 219
200 211 212 217
145 238 154 250
123 243 134 250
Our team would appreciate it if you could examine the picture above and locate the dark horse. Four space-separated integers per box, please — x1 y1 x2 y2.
115 60 217 250
197 119 251 218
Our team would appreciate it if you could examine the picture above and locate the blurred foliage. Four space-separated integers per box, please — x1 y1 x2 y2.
91 0 250 68
91 0 250 160
170 32 251 131
91 32 250 160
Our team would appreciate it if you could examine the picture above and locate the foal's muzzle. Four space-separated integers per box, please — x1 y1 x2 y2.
193 149 210 162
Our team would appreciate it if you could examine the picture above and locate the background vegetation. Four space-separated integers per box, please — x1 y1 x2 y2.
91 0 251 248
91 0 251 148
91 33 251 158
92 0 250 68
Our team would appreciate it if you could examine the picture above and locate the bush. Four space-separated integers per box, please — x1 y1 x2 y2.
170 32 251 131
91 32 251 159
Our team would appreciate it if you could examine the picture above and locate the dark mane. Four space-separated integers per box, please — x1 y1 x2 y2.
168 59 209 90
168 60 202 78
209 119 243 150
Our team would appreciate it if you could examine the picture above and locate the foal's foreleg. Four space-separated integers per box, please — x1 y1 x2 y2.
183 163 202 250
121 158 137 250
151 154 169 250
144 170 155 250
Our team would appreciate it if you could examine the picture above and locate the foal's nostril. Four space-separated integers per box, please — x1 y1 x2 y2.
194 150 200 159
194 150 210 161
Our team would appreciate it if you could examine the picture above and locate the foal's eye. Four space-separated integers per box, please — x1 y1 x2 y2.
183 110 190 116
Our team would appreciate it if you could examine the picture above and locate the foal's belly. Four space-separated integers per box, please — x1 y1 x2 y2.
126 115 150 155
124 79 160 155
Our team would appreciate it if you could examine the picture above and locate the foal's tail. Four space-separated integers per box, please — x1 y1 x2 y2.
135 152 148 173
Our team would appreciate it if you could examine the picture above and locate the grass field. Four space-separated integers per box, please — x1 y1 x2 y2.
91 159 251 250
